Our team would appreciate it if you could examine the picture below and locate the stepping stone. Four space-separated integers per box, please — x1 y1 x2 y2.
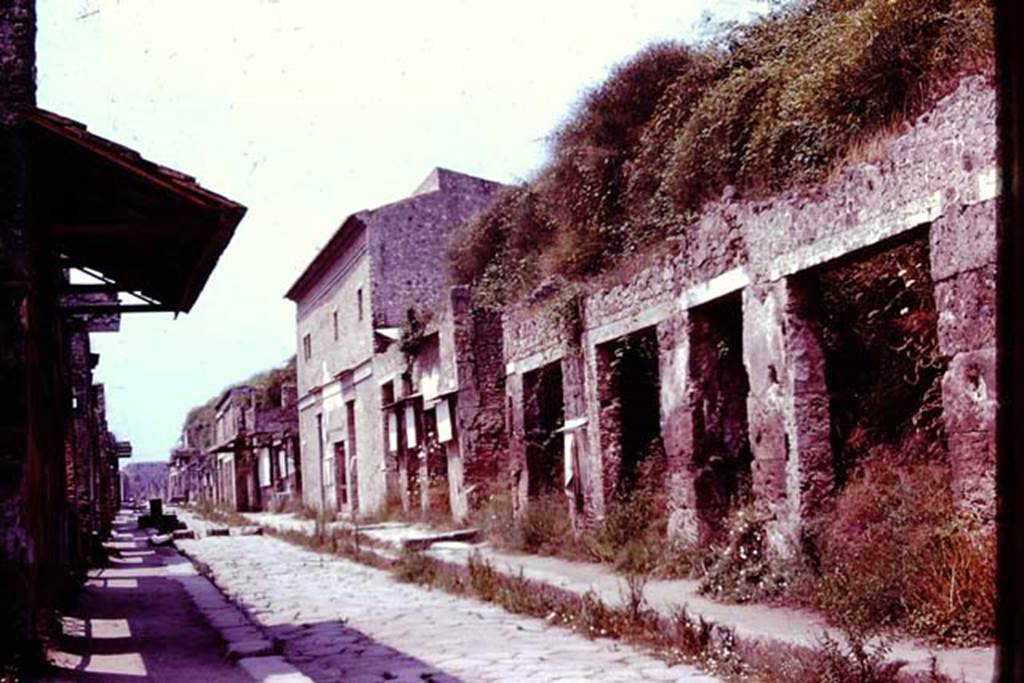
220 625 265 643
400 529 480 551
237 655 313 682
226 638 275 660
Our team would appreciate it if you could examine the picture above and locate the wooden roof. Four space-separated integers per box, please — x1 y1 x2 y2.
28 108 247 313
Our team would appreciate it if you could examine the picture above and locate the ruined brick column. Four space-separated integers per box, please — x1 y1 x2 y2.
930 200 997 522
451 286 507 522
657 310 700 542
504 368 527 517
742 279 833 555
560 346 590 526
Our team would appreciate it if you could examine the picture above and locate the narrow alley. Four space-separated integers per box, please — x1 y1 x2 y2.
4 0 1016 680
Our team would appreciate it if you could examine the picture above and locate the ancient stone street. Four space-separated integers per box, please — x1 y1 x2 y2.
176 534 718 683
35 515 249 683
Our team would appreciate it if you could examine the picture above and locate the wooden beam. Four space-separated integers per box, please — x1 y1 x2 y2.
60 283 123 294
59 303 175 314
47 220 196 242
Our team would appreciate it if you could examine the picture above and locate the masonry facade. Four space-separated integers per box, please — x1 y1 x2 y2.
501 75 999 553
285 78 998 548
286 169 505 520
168 383 300 512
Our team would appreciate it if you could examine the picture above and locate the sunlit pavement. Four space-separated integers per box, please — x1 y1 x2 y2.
33 511 248 682
177 532 720 683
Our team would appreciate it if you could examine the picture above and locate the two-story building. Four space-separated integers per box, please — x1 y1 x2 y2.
285 168 505 520
204 382 300 512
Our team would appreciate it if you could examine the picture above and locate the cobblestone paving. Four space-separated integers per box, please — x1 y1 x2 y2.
178 534 718 683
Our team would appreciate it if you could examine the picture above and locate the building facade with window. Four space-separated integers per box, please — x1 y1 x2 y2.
286 169 504 518
198 383 300 512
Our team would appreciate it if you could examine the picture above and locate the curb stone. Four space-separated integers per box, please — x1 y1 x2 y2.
173 541 313 682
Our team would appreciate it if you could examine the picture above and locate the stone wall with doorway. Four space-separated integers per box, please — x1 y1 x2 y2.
496 75 999 553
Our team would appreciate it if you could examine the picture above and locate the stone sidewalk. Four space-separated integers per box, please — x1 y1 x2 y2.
175 531 718 683
33 513 252 683
234 511 995 683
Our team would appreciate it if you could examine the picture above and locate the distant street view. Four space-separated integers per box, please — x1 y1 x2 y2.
1 1 1003 682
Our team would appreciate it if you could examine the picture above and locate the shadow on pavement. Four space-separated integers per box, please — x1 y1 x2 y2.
30 512 247 683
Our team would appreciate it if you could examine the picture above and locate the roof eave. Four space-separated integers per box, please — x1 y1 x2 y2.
285 214 366 302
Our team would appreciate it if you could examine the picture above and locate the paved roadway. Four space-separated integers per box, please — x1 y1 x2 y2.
178 533 718 683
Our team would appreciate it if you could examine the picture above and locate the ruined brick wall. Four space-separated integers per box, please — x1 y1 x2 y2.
364 286 509 521
501 75 999 545
502 296 569 515
368 170 501 328
449 287 507 519
0 0 65 662
291 171 502 517
0 0 36 562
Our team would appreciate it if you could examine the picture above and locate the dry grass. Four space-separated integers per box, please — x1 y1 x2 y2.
192 502 251 528
790 452 995 646
451 0 994 305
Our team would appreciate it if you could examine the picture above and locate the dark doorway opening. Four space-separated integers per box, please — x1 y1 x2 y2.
421 405 451 516
597 326 664 497
345 400 359 512
808 229 945 483
334 441 348 507
689 292 753 540
523 361 565 498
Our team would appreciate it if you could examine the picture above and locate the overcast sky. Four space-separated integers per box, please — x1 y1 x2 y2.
37 0 762 462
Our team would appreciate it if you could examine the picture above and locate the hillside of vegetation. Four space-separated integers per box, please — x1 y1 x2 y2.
121 462 169 502
450 0 993 305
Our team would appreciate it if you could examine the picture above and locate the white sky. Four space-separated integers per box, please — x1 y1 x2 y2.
37 0 762 462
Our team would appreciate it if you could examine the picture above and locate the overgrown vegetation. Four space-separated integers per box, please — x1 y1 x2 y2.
450 0 993 304
816 236 947 482
179 355 297 450
472 467 697 581
682 453 995 647
793 454 995 646
698 507 784 604
399 550 749 679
